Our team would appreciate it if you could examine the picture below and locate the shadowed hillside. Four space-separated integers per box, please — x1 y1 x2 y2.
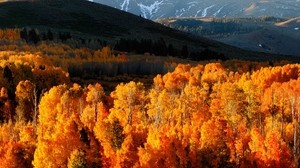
0 0 299 61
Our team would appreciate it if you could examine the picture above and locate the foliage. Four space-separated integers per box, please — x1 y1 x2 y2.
1 28 300 167
67 149 87 168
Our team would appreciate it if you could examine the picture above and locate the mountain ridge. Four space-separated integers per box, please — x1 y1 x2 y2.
156 16 300 56
93 0 300 19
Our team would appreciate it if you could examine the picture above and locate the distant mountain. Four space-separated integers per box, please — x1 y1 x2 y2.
92 0 300 19
0 0 299 61
157 17 300 56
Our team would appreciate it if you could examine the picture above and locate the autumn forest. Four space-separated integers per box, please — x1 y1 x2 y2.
1 28 300 168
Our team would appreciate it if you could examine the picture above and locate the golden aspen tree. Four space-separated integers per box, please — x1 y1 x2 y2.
95 81 148 167
200 119 230 167
109 81 146 127
33 85 83 168
32 66 70 91
162 64 190 92
94 117 124 167
249 129 293 167
81 83 105 131
238 76 262 129
0 121 36 168
138 127 188 168
249 128 267 167
201 63 227 87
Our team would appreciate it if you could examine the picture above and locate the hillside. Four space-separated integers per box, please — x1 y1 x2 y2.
275 17 300 28
0 0 299 62
93 0 300 19
156 17 300 56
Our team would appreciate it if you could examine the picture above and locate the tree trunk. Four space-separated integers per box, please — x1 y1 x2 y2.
33 87 38 133
290 97 296 157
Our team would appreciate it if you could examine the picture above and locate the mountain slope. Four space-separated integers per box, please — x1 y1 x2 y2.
275 17 300 28
93 0 300 19
157 17 300 56
0 0 299 61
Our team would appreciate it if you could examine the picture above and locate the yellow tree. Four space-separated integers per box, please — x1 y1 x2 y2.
0 121 36 168
81 83 105 131
109 81 147 127
199 119 230 167
201 63 227 91
33 85 83 168
103 81 147 167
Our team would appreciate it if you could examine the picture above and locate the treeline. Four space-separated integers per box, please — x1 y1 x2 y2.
114 38 227 61
0 28 227 61
68 61 169 78
169 19 260 36
18 28 107 49
160 16 284 37
0 29 176 81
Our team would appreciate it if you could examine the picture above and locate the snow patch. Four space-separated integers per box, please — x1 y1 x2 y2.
187 1 199 5
175 8 186 17
121 0 130 11
187 1 198 10
137 1 163 19
295 27 299 30
245 3 257 14
188 4 196 10
213 6 224 16
202 5 215 17
195 9 202 17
